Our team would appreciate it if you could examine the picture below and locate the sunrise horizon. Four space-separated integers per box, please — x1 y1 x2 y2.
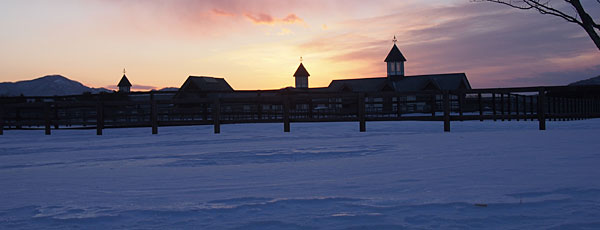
2 0 599 91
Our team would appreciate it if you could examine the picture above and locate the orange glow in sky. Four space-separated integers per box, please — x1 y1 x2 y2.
1 0 598 90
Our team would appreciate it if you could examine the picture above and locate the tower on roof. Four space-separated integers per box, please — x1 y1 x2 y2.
293 57 310 89
385 36 407 78
118 68 132 92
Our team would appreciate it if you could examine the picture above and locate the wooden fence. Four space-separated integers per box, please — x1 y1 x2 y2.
1 86 599 135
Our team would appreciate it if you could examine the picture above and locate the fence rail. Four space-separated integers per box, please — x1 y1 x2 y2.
1 86 599 135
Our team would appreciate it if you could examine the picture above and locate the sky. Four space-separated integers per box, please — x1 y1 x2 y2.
0 0 599 90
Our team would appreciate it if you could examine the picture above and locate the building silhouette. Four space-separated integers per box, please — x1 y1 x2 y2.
118 72 132 93
176 39 471 97
293 62 310 89
385 43 407 77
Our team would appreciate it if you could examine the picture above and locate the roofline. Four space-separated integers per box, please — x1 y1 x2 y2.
234 87 331 92
330 77 387 82
403 73 467 78
329 73 468 82
188 75 228 80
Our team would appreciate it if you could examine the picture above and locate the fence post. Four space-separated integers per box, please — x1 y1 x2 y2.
53 100 59 129
575 98 578 120
596 97 600 116
443 91 450 132
507 93 512 121
257 91 263 120
213 98 221 134
577 98 581 120
478 93 483 121
257 98 263 120
580 98 584 120
308 97 313 119
565 98 569 121
458 91 464 121
492 93 497 121
562 97 567 121
150 92 158 134
570 98 574 120
574 98 579 120
515 94 520 121
592 97 600 115
593 97 596 116
579 98 583 120
566 97 570 121
538 88 546 130
96 96 103 135
589 98 593 119
523 95 527 121
44 102 51 135
430 94 436 117
16 107 21 129
283 96 290 132
0 105 3 135
358 93 366 132
588 98 592 119
530 96 535 121
500 93 505 121
594 97 600 117
202 103 208 121
551 97 557 121
584 98 589 119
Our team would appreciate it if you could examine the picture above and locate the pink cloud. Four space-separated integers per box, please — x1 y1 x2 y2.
212 8 236 17
244 13 276 24
281 14 304 24
244 13 305 25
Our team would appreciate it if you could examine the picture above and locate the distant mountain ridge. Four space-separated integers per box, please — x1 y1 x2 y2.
0 75 110 97
569 75 600 86
158 87 179 92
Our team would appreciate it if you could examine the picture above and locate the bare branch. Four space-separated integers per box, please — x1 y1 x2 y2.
473 0 600 50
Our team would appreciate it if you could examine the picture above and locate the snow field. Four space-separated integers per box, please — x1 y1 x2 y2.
1 120 600 229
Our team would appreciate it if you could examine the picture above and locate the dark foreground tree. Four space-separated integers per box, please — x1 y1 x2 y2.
472 0 600 51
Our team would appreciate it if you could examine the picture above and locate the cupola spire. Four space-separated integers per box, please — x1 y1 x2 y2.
118 68 132 92
293 57 310 89
385 36 406 78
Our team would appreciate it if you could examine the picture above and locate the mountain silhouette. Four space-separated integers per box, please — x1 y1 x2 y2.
0 75 110 97
569 75 600 86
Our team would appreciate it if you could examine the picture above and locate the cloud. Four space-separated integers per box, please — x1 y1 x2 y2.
244 13 305 25
281 14 304 24
278 28 294 35
295 2 600 87
212 8 235 17
244 13 276 24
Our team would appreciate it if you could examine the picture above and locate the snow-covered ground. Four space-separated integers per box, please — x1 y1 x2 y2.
1 120 600 229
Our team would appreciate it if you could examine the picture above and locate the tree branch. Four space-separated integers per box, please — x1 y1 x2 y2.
473 0 583 25
474 0 600 50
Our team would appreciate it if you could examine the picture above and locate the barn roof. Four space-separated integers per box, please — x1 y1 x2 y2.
293 63 310 77
328 78 388 92
328 73 471 93
118 75 132 87
384 44 407 62
179 76 234 92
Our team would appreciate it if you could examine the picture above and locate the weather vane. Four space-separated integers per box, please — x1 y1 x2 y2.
300 56 303 63
393 35 397 44
123 68 126 75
